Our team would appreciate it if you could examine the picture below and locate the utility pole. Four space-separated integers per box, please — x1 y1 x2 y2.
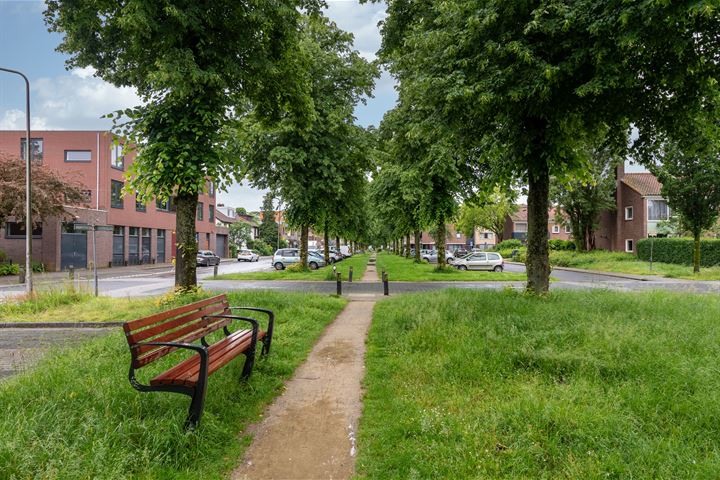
0 67 32 294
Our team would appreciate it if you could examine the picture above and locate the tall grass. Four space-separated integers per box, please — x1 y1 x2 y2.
358 289 720 478
0 290 347 478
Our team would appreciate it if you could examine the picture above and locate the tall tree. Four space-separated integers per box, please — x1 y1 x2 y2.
238 16 377 268
258 193 279 248
646 123 720 273
551 136 620 251
45 0 316 289
456 188 518 243
0 153 87 226
377 0 720 293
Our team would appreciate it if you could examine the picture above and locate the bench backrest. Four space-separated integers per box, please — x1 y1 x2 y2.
123 294 231 369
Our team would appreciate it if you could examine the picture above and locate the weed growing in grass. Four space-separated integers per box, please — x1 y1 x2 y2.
0 288 92 317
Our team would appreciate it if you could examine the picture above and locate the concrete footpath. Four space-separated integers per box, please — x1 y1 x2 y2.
232 299 375 480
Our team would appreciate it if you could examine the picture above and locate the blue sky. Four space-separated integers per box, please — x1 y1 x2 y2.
0 0 396 210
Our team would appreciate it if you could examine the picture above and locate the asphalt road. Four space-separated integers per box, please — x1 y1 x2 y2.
2 257 718 300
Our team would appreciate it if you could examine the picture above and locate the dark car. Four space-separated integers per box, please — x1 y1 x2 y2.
196 250 220 267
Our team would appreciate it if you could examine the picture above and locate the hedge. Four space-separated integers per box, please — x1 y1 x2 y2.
549 239 576 251
637 237 720 267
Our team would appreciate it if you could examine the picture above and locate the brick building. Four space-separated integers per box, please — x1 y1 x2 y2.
504 205 572 242
0 130 218 271
595 166 670 252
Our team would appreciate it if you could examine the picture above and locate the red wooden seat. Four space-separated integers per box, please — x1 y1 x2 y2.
122 294 274 429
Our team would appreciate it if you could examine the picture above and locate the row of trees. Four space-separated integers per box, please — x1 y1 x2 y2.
45 3 376 286
368 0 720 293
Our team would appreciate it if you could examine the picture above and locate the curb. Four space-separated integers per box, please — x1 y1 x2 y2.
0 322 123 329
506 261 651 281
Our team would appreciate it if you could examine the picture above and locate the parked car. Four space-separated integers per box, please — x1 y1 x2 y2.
237 249 259 262
308 251 327 269
196 250 220 267
422 250 455 264
310 249 337 264
340 245 352 257
272 248 324 270
328 247 343 262
454 251 504 272
454 248 469 258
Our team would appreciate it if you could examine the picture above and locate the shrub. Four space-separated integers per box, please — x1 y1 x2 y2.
31 261 45 273
548 239 576 250
286 263 310 273
0 263 20 276
247 239 274 256
637 237 720 267
0 249 7 262
494 239 523 251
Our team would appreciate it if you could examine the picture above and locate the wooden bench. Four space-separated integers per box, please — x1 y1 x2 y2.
122 294 274 429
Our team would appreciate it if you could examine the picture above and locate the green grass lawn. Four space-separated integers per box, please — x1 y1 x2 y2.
375 252 526 282
548 250 720 280
0 290 347 479
213 253 369 281
358 289 720 478
0 289 197 323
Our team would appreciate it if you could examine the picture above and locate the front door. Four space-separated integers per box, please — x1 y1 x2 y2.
61 225 87 271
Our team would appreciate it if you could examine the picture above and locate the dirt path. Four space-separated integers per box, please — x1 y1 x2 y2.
232 299 375 480
361 255 377 282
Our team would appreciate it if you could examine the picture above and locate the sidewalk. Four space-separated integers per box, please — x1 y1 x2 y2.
233 299 375 479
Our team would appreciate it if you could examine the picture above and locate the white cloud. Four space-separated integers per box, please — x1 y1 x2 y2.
217 182 269 211
0 68 141 130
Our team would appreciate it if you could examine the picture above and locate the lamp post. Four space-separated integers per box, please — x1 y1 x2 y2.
0 67 32 294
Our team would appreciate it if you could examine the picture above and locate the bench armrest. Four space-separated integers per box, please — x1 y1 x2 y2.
128 342 209 393
228 307 275 355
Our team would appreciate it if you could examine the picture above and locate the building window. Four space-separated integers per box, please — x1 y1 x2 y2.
209 204 215 222
5 222 42 239
64 150 92 162
81 190 92 203
455 232 461 239
128 227 140 264
112 226 124 266
111 142 124 170
156 197 175 212
197 202 204 221
111 180 124 208
157 229 166 263
552 225 560 234
515 222 528 232
648 199 670 221
625 239 634 253
135 193 146 212
141 228 151 263
624 206 633 220
208 181 215 196
20 138 43 163
564 225 571 234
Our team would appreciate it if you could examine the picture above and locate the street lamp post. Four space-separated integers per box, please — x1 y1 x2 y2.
0 67 32 294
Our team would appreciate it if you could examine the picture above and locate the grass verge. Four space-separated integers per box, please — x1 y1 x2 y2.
358 289 720 478
0 290 347 479
549 250 720 280
213 253 369 281
375 252 526 282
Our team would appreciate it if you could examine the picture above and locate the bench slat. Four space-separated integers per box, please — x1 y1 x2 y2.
127 302 228 345
150 329 267 387
123 294 228 333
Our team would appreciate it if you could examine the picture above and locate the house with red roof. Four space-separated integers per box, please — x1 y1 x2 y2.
595 165 670 253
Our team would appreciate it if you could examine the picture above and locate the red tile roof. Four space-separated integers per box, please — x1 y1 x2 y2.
621 173 663 196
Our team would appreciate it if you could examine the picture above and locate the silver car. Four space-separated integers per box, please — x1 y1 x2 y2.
196 250 220 267
272 248 324 270
454 251 504 272
237 249 259 262
422 250 455 264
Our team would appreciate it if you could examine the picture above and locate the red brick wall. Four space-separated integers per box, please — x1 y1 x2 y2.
617 183 646 252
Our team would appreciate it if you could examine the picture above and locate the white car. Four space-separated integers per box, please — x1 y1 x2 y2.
237 249 259 262
454 251 504 272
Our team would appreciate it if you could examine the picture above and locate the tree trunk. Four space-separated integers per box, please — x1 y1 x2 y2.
300 224 309 268
405 235 411 258
324 226 330 264
436 221 446 268
526 159 551 294
414 230 422 263
693 231 701 274
174 192 198 289
335 235 341 253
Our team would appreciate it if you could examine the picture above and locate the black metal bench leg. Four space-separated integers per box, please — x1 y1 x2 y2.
241 346 256 380
185 378 208 430
261 337 270 356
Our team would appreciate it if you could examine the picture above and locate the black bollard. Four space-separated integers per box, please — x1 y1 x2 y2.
383 272 389 296
213 263 219 278
336 272 342 296
348 266 353 283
